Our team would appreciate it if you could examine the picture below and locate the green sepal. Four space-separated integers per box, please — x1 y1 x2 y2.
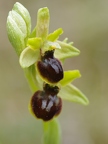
13 2 31 37
27 37 42 50
59 84 89 105
19 47 40 68
7 14 25 56
47 28 63 42
36 7 50 41
55 40 80 60
42 118 61 144
60 70 81 87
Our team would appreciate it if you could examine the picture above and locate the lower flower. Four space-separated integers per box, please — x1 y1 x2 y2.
29 84 62 121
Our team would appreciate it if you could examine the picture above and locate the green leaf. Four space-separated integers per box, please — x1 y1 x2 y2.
7 15 25 56
27 37 42 50
47 28 63 41
19 47 40 68
59 84 89 105
43 118 61 144
36 7 50 41
13 2 31 37
60 70 81 86
54 40 80 60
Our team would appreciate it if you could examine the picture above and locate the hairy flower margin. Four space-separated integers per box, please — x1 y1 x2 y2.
7 2 89 118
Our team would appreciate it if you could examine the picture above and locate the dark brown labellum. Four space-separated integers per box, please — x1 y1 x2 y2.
37 50 63 83
30 84 62 121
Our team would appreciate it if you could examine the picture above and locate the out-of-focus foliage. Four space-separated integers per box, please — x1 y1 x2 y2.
0 0 108 144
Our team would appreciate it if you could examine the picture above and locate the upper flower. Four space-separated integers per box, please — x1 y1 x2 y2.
7 2 89 107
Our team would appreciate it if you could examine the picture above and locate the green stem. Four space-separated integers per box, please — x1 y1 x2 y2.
43 118 61 144
24 65 39 93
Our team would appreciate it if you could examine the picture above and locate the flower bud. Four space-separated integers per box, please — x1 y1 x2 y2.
7 14 25 55
6 2 31 56
13 2 31 37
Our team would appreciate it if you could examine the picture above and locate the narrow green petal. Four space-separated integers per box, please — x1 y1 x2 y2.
42 118 61 144
13 2 31 36
7 15 25 55
27 37 42 50
36 7 50 41
47 28 63 41
55 40 80 60
60 70 81 86
59 84 89 105
19 47 40 68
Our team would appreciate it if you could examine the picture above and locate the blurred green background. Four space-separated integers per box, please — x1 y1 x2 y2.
0 0 108 144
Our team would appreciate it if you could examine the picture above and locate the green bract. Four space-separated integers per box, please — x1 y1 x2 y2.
60 84 89 105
